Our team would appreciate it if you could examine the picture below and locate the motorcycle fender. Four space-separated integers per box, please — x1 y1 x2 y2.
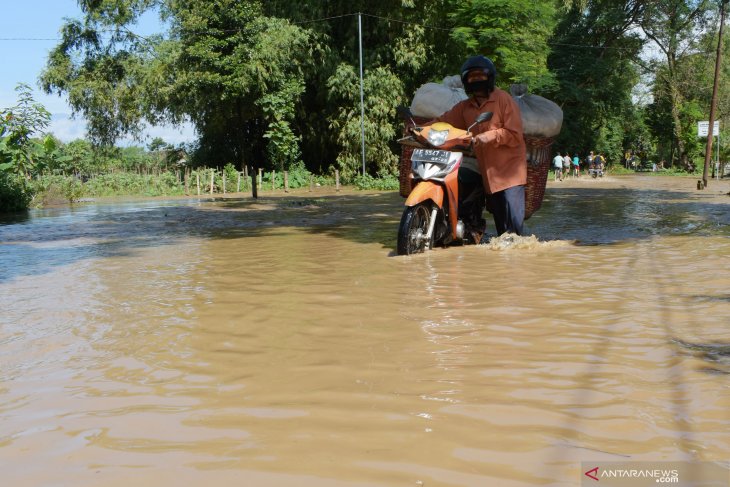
404 181 444 208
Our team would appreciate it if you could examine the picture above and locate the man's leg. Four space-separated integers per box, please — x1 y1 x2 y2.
486 185 525 236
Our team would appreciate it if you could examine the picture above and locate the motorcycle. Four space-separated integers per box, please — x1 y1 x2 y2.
396 107 493 255
588 162 604 178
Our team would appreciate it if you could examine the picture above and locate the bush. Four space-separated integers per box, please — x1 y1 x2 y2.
352 173 399 190
29 171 186 203
0 173 31 212
257 162 325 190
287 161 313 189
28 175 68 206
83 172 184 197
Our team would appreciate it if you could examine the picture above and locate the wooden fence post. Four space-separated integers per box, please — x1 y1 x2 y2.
258 168 263 188
335 170 340 192
284 171 289 193
252 167 258 199
237 172 241 193
196 172 200 196
210 169 215 194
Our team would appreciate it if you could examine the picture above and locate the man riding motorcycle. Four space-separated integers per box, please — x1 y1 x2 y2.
433 55 527 236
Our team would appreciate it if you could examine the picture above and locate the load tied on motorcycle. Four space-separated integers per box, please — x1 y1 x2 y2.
396 55 563 255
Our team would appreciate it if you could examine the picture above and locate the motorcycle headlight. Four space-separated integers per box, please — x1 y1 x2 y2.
427 129 449 147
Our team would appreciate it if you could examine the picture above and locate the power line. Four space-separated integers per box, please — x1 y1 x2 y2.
290 13 359 25
547 41 637 51
359 12 454 32
0 11 721 56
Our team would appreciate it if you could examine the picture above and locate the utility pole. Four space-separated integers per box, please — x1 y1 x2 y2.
701 0 728 188
358 13 366 176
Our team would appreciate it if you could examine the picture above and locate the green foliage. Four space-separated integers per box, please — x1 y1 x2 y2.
258 79 305 171
0 173 32 212
283 161 314 188
61 177 85 202
191 168 219 193
222 163 239 192
31 171 184 201
546 1 644 161
328 64 404 181
595 118 626 165
24 0 730 197
639 0 716 168
0 84 52 178
0 84 52 212
352 173 399 191
451 0 558 91
257 161 315 189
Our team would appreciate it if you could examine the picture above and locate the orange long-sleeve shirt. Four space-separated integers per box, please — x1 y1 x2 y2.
436 88 527 194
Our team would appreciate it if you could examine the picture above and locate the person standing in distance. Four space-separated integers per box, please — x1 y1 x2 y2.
434 55 527 236
563 152 572 178
572 153 581 177
553 152 564 181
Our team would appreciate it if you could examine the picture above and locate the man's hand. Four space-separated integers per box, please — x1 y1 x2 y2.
474 130 497 145
459 134 474 145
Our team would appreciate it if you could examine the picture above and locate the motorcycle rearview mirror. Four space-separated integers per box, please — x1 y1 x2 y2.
467 111 493 132
396 106 421 132
476 112 493 123
396 106 413 120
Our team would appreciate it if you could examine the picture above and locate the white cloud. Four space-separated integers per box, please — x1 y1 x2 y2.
49 113 87 141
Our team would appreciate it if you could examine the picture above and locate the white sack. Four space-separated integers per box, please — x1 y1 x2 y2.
409 78 563 139
441 75 463 89
510 84 563 138
410 81 467 119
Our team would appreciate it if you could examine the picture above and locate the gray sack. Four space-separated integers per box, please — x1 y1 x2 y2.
509 84 562 138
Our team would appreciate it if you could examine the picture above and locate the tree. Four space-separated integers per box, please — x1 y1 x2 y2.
639 0 715 168
450 0 559 91
0 83 53 178
41 0 311 171
263 1 460 176
147 137 167 153
546 1 645 162
44 0 720 178
328 64 404 180
55 139 94 176
0 84 52 211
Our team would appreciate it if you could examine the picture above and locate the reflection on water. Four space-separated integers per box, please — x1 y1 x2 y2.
1 176 729 486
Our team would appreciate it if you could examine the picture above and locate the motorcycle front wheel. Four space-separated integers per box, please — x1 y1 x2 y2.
397 203 434 255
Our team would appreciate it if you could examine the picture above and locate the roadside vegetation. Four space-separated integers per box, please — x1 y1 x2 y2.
2 1 729 212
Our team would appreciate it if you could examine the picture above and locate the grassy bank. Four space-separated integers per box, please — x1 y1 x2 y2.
21 170 399 208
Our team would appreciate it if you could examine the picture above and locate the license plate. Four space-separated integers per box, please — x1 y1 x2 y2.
411 148 450 164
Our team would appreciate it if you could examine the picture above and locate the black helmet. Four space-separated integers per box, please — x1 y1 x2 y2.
460 55 496 95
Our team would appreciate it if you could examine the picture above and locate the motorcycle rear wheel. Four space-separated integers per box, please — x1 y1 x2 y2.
397 203 434 255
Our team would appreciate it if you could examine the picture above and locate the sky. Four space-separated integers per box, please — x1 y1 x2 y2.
0 0 195 146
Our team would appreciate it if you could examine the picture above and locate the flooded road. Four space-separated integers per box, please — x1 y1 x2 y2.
1 175 729 486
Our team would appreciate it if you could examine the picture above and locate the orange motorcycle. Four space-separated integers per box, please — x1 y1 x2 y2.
396 107 492 255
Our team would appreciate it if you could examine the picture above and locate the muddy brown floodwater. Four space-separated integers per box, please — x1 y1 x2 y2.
1 175 729 486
